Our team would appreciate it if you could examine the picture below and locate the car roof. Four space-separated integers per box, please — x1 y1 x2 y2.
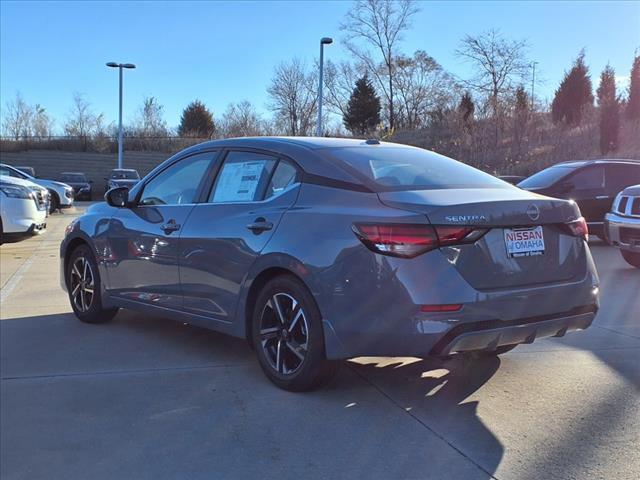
192 136 398 150
61 171 86 175
111 168 138 172
150 136 419 187
555 159 640 168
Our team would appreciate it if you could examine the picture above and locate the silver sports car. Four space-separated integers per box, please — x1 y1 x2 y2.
60 138 599 390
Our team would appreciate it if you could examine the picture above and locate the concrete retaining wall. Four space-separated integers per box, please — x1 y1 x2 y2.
1 150 170 196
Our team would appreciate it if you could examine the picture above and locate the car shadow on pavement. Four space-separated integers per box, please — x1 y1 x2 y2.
348 354 503 478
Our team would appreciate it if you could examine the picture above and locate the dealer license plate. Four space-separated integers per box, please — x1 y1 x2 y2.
504 226 545 258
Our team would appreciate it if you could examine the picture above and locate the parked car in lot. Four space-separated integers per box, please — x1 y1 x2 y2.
0 163 74 212
15 166 36 177
605 184 640 268
518 159 640 237
1 175 48 243
105 168 140 192
60 172 93 200
61 138 599 391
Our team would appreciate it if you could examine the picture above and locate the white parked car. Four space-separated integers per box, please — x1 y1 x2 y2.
0 176 48 243
605 184 640 268
0 163 74 212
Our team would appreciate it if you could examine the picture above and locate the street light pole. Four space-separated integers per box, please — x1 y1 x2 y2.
106 62 136 169
316 37 333 137
530 61 538 111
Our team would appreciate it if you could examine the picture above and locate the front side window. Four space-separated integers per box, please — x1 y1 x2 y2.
518 165 573 189
140 153 214 206
209 151 278 203
568 166 605 190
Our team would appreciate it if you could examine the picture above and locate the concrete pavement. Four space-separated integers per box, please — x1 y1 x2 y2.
1 205 639 479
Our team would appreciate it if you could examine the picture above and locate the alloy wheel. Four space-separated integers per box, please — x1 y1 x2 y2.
259 292 309 375
70 256 95 312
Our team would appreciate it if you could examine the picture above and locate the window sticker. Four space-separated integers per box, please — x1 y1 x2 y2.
213 160 266 202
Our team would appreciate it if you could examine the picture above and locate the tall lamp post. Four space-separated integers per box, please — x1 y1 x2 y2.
316 37 333 137
106 62 136 169
530 61 538 111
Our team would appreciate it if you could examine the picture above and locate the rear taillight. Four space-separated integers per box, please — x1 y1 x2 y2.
352 223 488 258
565 217 588 240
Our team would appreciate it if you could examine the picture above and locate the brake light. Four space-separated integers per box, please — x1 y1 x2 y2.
352 223 488 258
352 223 438 258
565 217 588 240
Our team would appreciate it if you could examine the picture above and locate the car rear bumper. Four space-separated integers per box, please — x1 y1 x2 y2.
605 212 640 252
320 244 599 360
431 306 596 355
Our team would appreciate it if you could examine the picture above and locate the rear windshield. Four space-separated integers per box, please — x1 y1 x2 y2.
61 174 87 182
324 147 508 191
518 165 572 189
110 170 139 179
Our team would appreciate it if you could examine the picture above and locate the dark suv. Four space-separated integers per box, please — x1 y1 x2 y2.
518 160 640 236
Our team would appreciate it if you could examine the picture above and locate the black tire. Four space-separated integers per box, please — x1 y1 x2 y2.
0 216 4 245
66 244 118 323
49 191 60 213
251 275 339 391
621 250 640 268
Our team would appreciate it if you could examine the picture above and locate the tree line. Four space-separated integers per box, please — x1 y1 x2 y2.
2 0 639 164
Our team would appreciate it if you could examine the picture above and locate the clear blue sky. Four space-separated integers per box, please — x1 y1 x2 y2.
1 0 639 133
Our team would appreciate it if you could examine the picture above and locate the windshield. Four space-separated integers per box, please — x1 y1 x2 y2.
110 170 139 179
61 174 87 182
0 165 28 179
518 165 572 189
324 147 509 191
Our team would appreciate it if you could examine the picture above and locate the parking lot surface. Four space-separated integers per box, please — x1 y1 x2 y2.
1 204 639 480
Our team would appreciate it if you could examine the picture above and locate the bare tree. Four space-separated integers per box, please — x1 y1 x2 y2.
2 92 33 139
455 29 529 144
32 104 54 138
393 50 456 129
323 60 361 118
341 0 419 130
220 100 263 138
64 93 103 137
267 59 317 136
133 96 167 136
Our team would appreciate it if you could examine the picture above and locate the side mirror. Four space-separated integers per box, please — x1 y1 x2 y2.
89 180 94 184
104 186 129 208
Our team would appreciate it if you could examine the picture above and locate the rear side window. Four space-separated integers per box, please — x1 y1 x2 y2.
324 147 508 191
209 151 277 203
606 164 640 191
265 160 298 199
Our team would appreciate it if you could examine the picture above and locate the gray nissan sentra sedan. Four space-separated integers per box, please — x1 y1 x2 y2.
60 137 600 391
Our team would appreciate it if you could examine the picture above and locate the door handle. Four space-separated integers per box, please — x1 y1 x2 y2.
161 219 181 234
595 196 610 200
246 218 273 233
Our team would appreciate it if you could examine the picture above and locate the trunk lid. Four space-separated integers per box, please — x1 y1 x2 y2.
378 187 587 290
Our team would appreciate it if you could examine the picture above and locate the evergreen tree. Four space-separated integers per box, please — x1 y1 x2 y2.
458 91 475 126
343 76 381 135
627 54 640 120
551 51 594 125
178 100 215 137
597 65 620 154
